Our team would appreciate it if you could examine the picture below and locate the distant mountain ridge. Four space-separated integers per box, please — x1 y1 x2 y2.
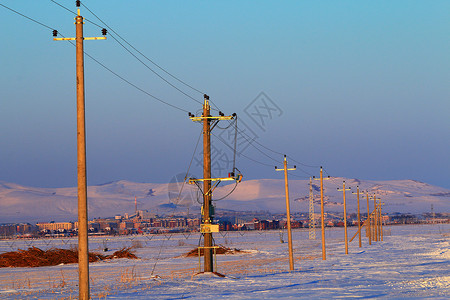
0 178 449 223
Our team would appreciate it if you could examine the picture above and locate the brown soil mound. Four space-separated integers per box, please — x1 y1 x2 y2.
185 245 245 257
0 247 138 268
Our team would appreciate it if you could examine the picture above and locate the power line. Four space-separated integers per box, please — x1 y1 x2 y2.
49 1 203 105
0 3 55 31
80 2 204 95
82 47 190 113
212 131 274 168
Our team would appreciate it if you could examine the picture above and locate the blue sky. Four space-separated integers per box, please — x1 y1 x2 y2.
1 1 449 189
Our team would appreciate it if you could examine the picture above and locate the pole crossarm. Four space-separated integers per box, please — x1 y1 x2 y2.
188 176 241 183
190 116 234 122
54 37 106 41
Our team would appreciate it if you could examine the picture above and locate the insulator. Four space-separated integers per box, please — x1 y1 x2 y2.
52 30 58 37
232 113 236 117
219 111 223 116
76 0 81 7
102 28 107 36
204 94 209 100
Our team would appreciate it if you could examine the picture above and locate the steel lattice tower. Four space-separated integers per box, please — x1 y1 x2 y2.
309 177 316 240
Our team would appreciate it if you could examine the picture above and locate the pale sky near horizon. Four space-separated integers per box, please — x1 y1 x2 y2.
1 1 449 189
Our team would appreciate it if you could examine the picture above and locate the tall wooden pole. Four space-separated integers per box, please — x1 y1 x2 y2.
353 187 362 248
366 192 371 245
283 156 294 271
202 95 213 272
373 194 378 242
338 181 351 254
276 156 296 271
75 13 89 300
320 167 326 260
379 201 383 241
53 8 106 298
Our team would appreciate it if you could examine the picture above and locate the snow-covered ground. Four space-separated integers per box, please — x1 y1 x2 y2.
0 224 449 299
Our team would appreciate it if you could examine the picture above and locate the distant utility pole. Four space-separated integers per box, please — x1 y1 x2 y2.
375 197 382 241
188 95 236 273
308 177 316 240
53 3 106 299
431 204 435 224
276 155 296 271
313 167 330 260
337 181 351 254
365 191 371 245
352 186 363 248
373 194 378 242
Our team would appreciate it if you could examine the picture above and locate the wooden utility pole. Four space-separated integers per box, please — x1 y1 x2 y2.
188 96 235 273
53 6 106 299
313 167 330 260
379 200 384 241
308 177 316 240
373 194 378 242
337 181 351 254
352 186 362 248
276 155 296 271
365 191 371 245
375 197 382 241
202 95 213 272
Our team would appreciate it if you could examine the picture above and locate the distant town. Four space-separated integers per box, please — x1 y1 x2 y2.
1 210 448 238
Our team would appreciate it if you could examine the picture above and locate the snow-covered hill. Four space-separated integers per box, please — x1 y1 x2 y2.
0 178 449 223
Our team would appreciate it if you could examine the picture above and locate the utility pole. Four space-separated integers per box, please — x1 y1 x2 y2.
365 191 371 245
313 167 330 260
378 200 384 241
188 95 236 273
308 177 316 240
352 186 362 248
275 155 296 271
337 181 351 254
373 194 378 242
53 3 106 299
375 197 382 241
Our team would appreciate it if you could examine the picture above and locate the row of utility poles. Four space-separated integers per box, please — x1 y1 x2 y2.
279 167 386 272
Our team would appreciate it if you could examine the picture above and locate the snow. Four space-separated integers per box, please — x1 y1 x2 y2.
0 224 449 299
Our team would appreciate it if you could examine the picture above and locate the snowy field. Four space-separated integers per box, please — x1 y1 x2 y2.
0 224 449 299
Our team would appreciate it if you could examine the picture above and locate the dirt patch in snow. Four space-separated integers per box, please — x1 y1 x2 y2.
184 245 247 257
0 247 138 268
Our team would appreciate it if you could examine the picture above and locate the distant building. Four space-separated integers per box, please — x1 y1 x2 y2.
37 222 73 231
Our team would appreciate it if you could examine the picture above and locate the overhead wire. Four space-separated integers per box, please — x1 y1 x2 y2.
49 1 203 106
79 2 205 95
0 3 55 30
78 1 203 105
173 126 203 206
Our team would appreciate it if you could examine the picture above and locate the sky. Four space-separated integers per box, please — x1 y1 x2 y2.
1 0 449 189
